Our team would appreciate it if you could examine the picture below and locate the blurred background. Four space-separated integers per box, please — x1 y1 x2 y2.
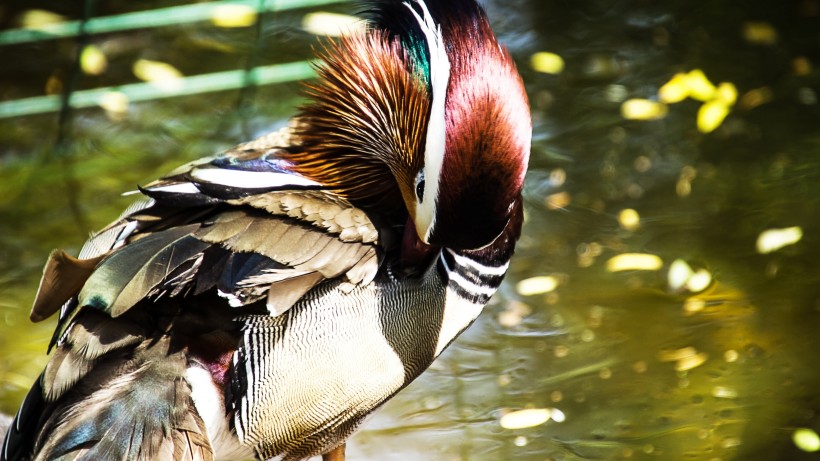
1 0 819 460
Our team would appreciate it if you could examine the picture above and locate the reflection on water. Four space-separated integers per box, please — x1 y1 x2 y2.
1 0 819 460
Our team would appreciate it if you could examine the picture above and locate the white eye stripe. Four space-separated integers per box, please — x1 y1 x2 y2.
403 0 450 242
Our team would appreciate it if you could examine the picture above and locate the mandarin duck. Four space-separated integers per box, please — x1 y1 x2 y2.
1 0 530 459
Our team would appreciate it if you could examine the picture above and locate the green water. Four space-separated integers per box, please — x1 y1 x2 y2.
2 1 819 460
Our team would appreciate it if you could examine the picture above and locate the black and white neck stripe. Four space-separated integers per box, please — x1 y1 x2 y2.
438 248 509 305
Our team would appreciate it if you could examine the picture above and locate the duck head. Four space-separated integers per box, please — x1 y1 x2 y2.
294 0 531 252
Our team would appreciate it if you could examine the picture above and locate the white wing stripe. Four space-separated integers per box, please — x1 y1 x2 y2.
144 183 201 194
190 168 320 189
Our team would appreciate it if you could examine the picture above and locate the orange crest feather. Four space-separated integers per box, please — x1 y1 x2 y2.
290 32 430 212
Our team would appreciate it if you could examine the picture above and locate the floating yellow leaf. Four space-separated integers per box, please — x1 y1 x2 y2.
683 298 705 314
516 276 558 296
133 59 183 91
302 12 363 37
712 386 738 399
715 82 738 106
606 253 663 272
739 87 773 110
697 99 730 133
210 4 257 28
743 21 778 45
793 428 820 452
721 438 742 449
756 226 803 254
530 52 565 75
668 259 694 291
686 268 712 292
658 72 689 103
618 208 640 231
685 69 716 101
545 191 571 210
19 9 66 29
621 99 668 120
99 91 129 114
793 57 812 76
675 351 708 371
80 45 107 75
658 346 698 362
45 75 62 95
500 409 553 429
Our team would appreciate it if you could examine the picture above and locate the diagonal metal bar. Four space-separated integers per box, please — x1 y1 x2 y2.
0 0 347 46
0 61 316 119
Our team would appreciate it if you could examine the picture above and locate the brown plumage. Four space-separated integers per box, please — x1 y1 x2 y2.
293 31 430 213
35 333 214 461
30 251 104 322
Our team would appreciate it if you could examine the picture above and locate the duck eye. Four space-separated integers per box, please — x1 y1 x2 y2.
415 170 425 202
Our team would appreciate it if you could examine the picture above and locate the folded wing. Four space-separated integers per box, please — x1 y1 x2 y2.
5 132 383 461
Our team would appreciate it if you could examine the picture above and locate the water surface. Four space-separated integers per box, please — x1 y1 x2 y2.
1 1 819 460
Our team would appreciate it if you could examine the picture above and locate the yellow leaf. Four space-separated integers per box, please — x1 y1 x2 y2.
658 346 698 362
668 259 694 291
658 73 689 103
133 59 184 91
99 91 129 114
712 386 738 399
792 57 812 76
210 4 257 28
743 22 778 45
621 99 668 120
45 75 62 95
606 253 663 272
756 226 803 254
530 52 565 75
500 409 553 429
686 269 712 292
739 87 773 110
697 100 730 133
793 428 820 452
80 45 107 76
544 191 571 210
618 208 640 231
675 352 708 371
302 12 364 37
715 82 738 106
516 276 559 296
19 9 66 29
685 69 716 101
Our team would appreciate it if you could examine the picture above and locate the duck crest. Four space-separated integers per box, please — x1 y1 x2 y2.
290 31 429 213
